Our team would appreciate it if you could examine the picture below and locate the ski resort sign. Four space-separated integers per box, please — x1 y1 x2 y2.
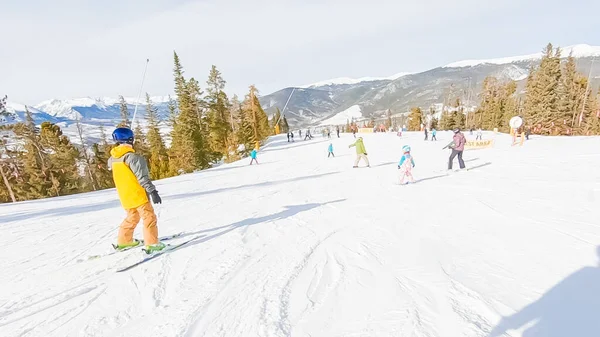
465 139 494 150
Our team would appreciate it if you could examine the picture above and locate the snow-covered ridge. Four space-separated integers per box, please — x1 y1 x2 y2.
444 44 600 68
319 105 362 126
33 96 173 120
300 72 411 88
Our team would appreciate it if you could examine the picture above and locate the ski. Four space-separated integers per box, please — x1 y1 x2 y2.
86 232 185 261
466 162 492 171
116 235 204 273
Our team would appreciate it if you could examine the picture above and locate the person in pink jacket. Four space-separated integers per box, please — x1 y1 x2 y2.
448 128 466 170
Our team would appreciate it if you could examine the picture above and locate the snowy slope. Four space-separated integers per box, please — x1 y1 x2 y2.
444 44 600 68
2 129 600 336
300 72 411 88
319 105 363 126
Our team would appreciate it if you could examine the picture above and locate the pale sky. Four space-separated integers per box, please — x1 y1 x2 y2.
1 0 599 104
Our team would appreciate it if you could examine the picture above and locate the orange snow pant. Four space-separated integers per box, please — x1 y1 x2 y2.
118 202 158 246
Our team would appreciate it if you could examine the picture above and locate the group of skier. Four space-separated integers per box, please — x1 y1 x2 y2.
287 127 340 143
106 125 471 254
424 128 437 141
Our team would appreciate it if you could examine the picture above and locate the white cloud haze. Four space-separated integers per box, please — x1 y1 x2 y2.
1 0 599 103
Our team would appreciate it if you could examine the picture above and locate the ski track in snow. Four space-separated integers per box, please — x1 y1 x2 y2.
1 131 600 337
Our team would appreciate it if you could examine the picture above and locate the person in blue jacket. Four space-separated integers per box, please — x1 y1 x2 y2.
328 143 335 158
249 148 259 165
431 128 437 141
398 145 415 184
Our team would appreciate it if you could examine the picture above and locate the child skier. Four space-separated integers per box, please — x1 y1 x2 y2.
431 128 437 141
398 145 416 184
328 143 335 157
109 127 165 253
250 148 259 165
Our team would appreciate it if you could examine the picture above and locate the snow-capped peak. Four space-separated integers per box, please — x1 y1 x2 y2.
300 72 411 88
5 102 46 115
444 44 600 68
34 96 173 120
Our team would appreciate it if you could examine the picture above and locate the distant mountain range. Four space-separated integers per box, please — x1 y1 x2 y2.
1 97 172 144
260 44 600 127
3 44 600 138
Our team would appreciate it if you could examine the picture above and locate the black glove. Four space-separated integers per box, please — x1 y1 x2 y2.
150 190 162 204
398 165 401 169
364 153 368 155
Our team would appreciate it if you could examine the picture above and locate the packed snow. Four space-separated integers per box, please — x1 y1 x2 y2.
1 131 600 337
319 105 363 126
300 72 411 88
444 44 600 68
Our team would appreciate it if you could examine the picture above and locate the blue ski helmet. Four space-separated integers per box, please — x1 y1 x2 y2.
402 145 411 153
112 127 134 144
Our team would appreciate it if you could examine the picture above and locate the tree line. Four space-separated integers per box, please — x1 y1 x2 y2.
409 43 600 134
0 52 290 203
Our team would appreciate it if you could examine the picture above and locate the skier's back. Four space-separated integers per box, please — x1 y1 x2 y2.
108 127 164 253
328 143 334 157
398 145 415 184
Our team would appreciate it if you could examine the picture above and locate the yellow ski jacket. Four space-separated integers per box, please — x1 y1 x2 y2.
108 145 156 209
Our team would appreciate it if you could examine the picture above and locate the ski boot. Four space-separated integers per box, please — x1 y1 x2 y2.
143 242 166 254
112 239 141 251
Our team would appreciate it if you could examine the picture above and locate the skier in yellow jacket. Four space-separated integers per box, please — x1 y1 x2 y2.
109 127 165 253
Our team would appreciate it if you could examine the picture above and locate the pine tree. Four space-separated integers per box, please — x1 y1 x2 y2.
91 141 114 189
187 77 214 165
0 135 31 203
385 109 393 129
0 138 17 203
523 44 562 134
74 116 97 191
167 95 178 129
92 124 114 189
407 107 422 131
39 122 82 196
18 107 53 198
559 54 580 130
241 85 270 148
282 115 290 133
430 117 438 129
584 88 600 135
0 95 9 123
232 95 253 154
452 98 466 129
271 108 282 134
500 81 519 132
206 65 233 161
477 76 517 132
169 52 211 174
145 93 169 179
118 95 130 127
133 120 150 158
99 124 110 148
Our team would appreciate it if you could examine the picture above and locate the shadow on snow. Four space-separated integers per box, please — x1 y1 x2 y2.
487 246 600 337
164 171 340 201
173 199 346 251
2 172 339 224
